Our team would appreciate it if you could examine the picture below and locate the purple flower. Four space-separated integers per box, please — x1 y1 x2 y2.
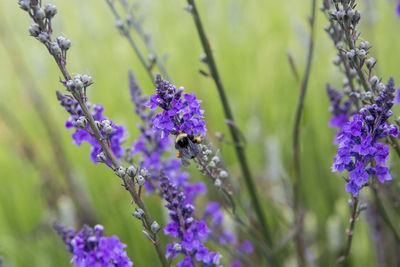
56 91 126 164
327 85 353 129
396 2 400 17
146 74 207 138
332 78 398 195
54 223 133 267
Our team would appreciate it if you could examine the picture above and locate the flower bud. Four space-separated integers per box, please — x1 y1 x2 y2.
116 166 126 178
211 156 220 164
50 41 61 56
95 120 102 130
214 178 222 187
208 161 216 168
96 152 107 163
136 175 145 186
81 75 93 87
357 49 366 59
35 8 46 21
57 36 71 51
18 0 31 11
200 53 208 63
140 168 149 178
370 76 379 88
219 170 228 179
359 41 370 50
346 49 355 60
366 57 376 69
66 79 75 91
127 165 138 177
37 32 49 43
28 24 40 37
133 209 144 220
151 221 160 233
44 3 57 19
101 120 111 127
332 56 341 65
115 20 124 30
74 79 83 90
173 243 182 252
75 116 87 128
103 125 114 135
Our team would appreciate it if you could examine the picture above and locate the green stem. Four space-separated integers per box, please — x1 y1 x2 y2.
105 0 155 84
372 186 400 243
186 0 273 247
292 0 316 265
337 197 359 264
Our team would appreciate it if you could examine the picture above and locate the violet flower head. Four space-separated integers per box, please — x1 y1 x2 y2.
54 223 133 267
160 175 220 267
146 74 206 138
332 78 398 195
56 91 126 163
396 2 400 18
327 85 353 129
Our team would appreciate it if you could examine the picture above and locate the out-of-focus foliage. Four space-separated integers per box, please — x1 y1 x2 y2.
0 0 400 266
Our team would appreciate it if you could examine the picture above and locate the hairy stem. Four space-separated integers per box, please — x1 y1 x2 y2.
292 0 316 265
186 0 273 247
338 197 359 264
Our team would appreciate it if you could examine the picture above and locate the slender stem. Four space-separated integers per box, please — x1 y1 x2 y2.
105 0 155 84
118 0 171 81
292 0 316 265
371 186 400 243
337 197 359 264
186 0 273 247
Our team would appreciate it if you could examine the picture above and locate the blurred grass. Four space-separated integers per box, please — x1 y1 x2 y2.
0 0 400 266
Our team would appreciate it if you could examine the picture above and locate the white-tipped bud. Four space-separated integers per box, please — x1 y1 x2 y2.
214 178 222 187
347 9 355 18
66 79 75 91
57 36 71 51
140 168 149 178
74 79 83 90
185 4 194 13
173 243 182 252
115 20 124 30
148 54 156 63
200 53 208 63
208 161 216 168
205 150 212 156
50 42 61 56
366 57 376 69
335 41 343 50
103 125 114 135
127 165 138 177
370 76 379 88
28 24 40 37
357 49 366 59
101 120 111 128
346 49 355 60
116 166 126 178
219 170 228 179
96 152 107 163
133 208 144 220
136 175 145 186
359 41 370 50
81 75 93 87
377 83 385 91
35 8 46 21
151 221 160 233
332 56 341 66
211 156 220 164
37 32 49 43
18 0 30 11
75 116 87 128
44 3 57 19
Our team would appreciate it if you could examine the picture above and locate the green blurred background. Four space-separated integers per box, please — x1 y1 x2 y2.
0 0 400 266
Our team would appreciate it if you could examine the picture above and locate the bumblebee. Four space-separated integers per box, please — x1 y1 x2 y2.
175 131 201 167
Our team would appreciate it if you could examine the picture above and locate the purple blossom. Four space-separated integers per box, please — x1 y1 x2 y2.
54 223 133 267
146 74 207 138
332 78 398 195
327 85 353 129
160 175 220 266
397 2 400 17
56 91 126 164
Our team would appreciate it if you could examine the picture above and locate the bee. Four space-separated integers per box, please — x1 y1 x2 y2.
175 131 202 167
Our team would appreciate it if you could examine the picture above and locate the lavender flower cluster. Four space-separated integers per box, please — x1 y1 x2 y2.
54 223 133 267
160 175 221 267
332 79 398 195
57 91 126 164
146 74 206 138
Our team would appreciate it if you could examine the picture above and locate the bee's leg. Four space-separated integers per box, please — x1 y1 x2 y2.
176 151 181 158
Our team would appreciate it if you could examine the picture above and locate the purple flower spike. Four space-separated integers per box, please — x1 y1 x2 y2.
332 78 398 195
146 74 207 138
56 91 126 164
54 223 133 267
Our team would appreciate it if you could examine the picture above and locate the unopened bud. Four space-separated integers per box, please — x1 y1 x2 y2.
35 8 46 21
50 42 61 56
140 168 149 178
173 243 182 252
81 74 93 87
214 179 222 187
151 221 160 233
136 175 145 186
115 20 124 30
219 170 228 179
366 57 376 69
133 208 144 220
29 24 40 37
116 166 126 178
96 152 107 163
103 125 114 135
37 32 49 43
44 3 58 18
127 165 138 177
